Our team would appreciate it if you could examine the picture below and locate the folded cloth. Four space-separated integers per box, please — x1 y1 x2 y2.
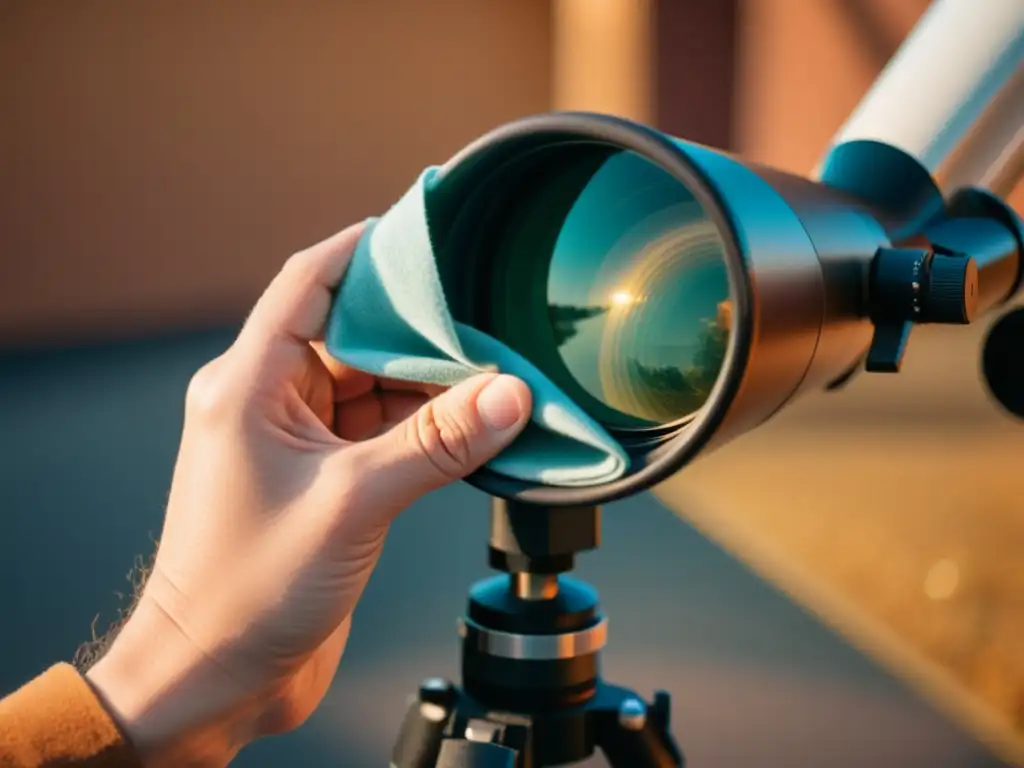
324 168 629 487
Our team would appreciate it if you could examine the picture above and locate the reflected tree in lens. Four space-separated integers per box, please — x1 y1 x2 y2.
630 313 729 416
549 304 608 347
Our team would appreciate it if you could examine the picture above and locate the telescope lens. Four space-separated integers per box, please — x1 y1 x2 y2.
486 147 732 430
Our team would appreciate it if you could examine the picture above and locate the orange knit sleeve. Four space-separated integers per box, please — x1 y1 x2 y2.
0 664 142 767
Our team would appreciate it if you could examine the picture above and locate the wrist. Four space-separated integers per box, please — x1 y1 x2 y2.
85 599 261 768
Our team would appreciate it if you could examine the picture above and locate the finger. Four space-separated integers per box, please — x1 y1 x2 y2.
341 374 531 521
236 222 366 372
300 343 339 432
334 390 430 442
310 341 378 402
333 390 382 442
379 390 430 424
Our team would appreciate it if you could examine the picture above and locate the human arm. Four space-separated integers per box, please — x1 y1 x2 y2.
0 221 531 767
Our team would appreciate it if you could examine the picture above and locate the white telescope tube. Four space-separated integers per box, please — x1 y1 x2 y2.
821 0 1024 198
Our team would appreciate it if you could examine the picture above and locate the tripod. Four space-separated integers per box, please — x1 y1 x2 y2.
389 499 684 768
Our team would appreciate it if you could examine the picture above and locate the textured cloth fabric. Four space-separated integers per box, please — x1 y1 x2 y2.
0 664 141 767
325 168 629 487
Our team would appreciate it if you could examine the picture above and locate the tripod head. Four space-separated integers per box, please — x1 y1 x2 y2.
461 501 606 713
390 499 683 768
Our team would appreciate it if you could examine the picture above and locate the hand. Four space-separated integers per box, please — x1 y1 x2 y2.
85 223 532 767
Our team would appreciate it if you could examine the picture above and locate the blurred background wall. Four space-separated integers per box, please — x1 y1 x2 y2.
0 0 553 345
1 1 1022 766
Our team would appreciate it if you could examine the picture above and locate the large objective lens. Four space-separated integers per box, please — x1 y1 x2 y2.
485 147 732 430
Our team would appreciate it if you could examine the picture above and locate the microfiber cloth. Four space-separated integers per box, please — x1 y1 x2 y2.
324 167 629 487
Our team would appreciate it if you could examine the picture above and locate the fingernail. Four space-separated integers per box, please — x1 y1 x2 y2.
477 375 528 432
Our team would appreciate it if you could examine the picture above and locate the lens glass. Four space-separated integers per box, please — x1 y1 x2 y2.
486 147 732 429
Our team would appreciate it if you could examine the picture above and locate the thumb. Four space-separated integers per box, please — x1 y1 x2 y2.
349 373 532 513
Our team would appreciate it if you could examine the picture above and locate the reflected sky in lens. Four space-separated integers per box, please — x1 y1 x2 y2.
547 150 731 425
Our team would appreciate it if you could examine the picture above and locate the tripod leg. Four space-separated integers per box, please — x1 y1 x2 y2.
597 721 684 768
596 692 684 768
597 724 683 768
391 695 450 768
436 740 518 768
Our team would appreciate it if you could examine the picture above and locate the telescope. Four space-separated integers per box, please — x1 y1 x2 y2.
377 1 1024 765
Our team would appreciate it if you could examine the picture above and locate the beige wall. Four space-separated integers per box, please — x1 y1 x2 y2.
653 0 738 149
0 0 551 346
11 0 1015 352
551 0 739 150
552 0 652 122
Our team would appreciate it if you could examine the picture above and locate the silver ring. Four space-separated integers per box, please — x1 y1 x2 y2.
458 616 608 660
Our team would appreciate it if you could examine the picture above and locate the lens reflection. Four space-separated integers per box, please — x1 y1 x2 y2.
547 151 731 427
485 147 731 429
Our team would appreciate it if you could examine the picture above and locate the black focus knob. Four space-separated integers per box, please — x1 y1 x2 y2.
868 247 929 321
865 248 980 374
924 254 978 324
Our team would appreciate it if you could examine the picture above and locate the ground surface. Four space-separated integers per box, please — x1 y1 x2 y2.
0 325 1014 767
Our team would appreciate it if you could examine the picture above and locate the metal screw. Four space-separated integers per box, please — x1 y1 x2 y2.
618 697 647 731
419 677 455 709
465 719 501 743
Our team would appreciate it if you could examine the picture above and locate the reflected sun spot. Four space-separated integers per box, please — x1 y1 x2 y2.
610 289 636 307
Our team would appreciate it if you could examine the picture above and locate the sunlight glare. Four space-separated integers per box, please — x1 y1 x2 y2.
610 289 636 307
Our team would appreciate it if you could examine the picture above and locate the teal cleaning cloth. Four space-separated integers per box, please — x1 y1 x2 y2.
323 168 629 487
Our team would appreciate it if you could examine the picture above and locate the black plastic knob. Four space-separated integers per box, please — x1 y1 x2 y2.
924 254 978 324
419 677 457 709
865 247 979 374
868 247 929 322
